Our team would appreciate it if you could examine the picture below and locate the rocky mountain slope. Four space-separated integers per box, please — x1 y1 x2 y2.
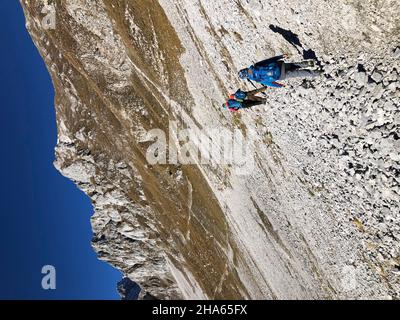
21 0 399 299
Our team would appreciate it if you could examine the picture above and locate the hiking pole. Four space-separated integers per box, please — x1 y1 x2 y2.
247 79 267 96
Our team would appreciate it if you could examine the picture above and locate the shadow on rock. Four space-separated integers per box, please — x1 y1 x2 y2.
269 24 320 64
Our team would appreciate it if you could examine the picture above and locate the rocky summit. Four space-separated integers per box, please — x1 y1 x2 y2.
21 0 399 299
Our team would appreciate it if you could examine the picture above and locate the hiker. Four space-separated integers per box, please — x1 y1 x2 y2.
223 87 267 112
238 54 322 87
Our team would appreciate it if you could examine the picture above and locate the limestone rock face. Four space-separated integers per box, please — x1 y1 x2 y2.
21 0 399 299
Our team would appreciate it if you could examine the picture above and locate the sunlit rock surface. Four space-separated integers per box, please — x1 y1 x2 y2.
21 0 399 299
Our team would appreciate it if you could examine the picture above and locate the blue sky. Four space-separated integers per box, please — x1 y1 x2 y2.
0 2 122 299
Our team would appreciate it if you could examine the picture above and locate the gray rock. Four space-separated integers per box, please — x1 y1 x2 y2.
371 83 385 99
394 47 400 59
354 71 369 87
371 70 383 83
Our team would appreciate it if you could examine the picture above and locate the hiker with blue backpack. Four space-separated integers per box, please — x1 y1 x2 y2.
223 86 268 112
238 53 322 88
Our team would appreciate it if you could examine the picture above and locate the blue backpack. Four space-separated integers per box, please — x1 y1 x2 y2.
226 99 243 110
249 62 281 83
